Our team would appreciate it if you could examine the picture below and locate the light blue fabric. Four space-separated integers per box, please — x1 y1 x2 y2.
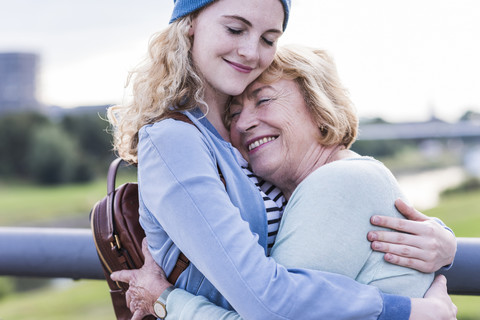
169 0 291 31
271 157 434 298
137 109 411 320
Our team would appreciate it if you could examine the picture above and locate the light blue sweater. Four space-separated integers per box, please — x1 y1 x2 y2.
137 109 410 320
271 157 434 298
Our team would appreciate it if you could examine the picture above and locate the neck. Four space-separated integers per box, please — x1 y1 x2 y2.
280 144 347 200
203 87 231 141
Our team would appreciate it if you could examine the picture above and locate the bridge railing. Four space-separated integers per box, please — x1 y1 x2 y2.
0 227 479 295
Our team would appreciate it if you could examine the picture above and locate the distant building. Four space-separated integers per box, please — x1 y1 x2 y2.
0 52 40 114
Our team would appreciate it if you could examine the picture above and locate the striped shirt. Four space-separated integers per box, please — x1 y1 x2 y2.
233 149 286 255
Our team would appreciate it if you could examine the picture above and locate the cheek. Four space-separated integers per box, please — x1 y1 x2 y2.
230 126 249 161
258 47 276 71
230 127 241 148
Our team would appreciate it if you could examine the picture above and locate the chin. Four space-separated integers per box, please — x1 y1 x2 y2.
224 85 247 97
226 79 255 96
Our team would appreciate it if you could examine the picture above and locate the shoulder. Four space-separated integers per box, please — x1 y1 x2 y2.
301 157 392 191
140 118 204 144
137 117 217 174
292 157 402 212
139 117 213 155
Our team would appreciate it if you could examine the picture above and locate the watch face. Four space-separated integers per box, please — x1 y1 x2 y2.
154 301 167 318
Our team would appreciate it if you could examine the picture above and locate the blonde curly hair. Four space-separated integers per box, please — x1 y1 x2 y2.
108 16 208 164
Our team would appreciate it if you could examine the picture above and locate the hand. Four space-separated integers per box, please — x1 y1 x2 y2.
111 238 173 320
410 275 457 320
367 198 457 273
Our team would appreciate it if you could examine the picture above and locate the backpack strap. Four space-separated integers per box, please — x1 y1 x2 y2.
168 252 190 284
106 157 124 250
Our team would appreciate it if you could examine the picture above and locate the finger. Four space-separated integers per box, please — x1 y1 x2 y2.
125 289 132 309
110 269 134 283
370 216 426 235
425 274 447 298
142 237 156 265
383 253 435 273
394 199 429 221
368 229 425 247
131 309 144 320
371 240 427 258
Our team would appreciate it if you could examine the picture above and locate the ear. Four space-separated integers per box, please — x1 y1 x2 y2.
188 20 196 37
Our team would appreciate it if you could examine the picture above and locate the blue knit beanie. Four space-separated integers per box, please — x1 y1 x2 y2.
169 0 291 31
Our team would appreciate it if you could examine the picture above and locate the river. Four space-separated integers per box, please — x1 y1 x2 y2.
396 166 466 211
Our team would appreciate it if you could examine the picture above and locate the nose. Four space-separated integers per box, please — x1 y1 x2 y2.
237 36 260 62
235 105 258 133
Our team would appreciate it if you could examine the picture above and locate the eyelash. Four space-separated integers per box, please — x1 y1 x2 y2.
262 37 274 47
227 27 242 35
257 98 272 106
227 28 274 47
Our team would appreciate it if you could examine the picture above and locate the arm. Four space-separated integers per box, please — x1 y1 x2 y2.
113 268 456 320
113 245 455 320
135 119 409 320
368 199 457 273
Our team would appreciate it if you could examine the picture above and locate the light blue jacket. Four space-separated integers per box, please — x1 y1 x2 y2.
137 109 410 320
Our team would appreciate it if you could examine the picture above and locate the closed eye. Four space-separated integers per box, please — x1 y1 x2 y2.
227 27 243 35
230 111 241 119
261 36 274 46
257 98 273 106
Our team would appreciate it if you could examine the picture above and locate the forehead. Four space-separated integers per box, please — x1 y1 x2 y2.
198 0 284 30
233 78 296 103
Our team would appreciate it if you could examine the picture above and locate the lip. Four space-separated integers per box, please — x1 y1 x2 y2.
225 59 254 73
246 135 278 153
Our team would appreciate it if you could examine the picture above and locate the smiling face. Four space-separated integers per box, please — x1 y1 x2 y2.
189 0 284 98
229 78 325 196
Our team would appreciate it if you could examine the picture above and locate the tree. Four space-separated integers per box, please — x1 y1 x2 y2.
0 112 50 178
27 125 92 184
60 113 114 174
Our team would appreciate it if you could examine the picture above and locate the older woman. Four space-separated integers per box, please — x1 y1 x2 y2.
112 44 457 320
228 44 433 297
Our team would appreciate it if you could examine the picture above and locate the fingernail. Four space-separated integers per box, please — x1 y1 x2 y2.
385 253 392 261
373 242 381 250
369 232 378 241
371 216 378 224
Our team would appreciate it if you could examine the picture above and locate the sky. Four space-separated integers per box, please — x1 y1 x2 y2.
1 0 480 122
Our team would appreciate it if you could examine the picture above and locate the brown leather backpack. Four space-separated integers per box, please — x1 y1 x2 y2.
90 157 190 320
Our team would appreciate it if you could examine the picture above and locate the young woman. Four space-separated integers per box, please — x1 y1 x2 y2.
109 1 456 319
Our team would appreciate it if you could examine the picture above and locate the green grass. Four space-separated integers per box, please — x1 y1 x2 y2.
0 172 136 227
450 295 480 320
425 189 480 237
0 280 115 320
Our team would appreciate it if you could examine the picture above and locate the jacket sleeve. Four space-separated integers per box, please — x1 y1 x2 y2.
138 121 411 320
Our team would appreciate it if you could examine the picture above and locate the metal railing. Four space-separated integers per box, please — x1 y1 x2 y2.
0 227 479 295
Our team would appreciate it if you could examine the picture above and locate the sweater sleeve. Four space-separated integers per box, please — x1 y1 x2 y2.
138 122 410 320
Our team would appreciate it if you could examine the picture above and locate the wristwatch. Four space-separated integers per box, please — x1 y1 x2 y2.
153 285 175 319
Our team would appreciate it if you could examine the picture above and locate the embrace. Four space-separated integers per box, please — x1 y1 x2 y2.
108 0 458 319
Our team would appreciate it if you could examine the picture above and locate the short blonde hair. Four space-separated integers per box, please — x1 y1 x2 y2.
108 16 208 163
243 44 358 148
